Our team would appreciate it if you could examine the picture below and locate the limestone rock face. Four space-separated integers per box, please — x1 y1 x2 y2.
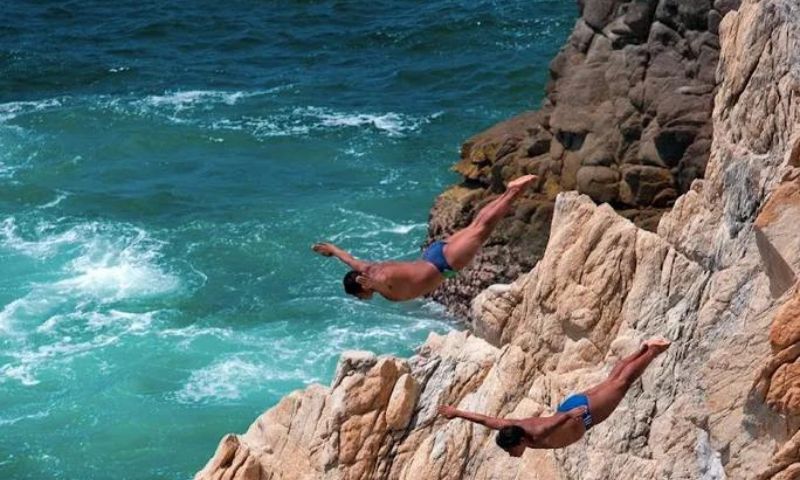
197 0 800 479
427 0 741 316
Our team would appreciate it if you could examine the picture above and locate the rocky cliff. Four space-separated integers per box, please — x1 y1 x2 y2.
196 0 800 478
427 0 740 316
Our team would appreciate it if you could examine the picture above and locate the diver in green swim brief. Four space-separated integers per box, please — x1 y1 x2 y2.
312 174 537 302
438 339 671 455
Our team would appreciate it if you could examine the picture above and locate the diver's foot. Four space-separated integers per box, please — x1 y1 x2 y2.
645 338 671 355
507 174 537 191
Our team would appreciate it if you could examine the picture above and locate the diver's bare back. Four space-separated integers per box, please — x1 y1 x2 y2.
366 261 442 301
520 415 585 448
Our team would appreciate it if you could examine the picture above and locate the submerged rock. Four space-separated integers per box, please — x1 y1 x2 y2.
196 0 800 478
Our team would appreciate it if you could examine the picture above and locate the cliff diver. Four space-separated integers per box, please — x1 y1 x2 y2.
312 174 537 301
437 338 671 455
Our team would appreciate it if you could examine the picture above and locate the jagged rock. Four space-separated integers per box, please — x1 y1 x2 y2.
576 165 620 203
756 172 800 415
427 0 741 316
197 0 800 479
771 291 800 351
758 429 800 480
385 374 419 431
580 0 620 30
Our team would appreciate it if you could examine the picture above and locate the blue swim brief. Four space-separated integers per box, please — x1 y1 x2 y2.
557 393 594 430
422 240 458 279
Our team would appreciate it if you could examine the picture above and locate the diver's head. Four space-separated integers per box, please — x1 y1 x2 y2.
496 425 526 457
343 270 373 300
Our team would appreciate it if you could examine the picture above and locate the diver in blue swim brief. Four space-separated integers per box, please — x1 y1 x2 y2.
421 240 458 279
438 339 671 455
313 174 537 302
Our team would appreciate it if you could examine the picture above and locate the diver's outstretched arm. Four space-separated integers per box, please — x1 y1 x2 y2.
312 242 369 272
438 405 513 430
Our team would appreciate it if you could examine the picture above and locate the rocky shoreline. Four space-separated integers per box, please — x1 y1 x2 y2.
196 0 800 478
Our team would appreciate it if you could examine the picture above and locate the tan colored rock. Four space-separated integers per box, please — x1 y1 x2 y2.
771 290 800 351
470 281 526 346
385 374 419 431
758 430 800 480
766 361 800 415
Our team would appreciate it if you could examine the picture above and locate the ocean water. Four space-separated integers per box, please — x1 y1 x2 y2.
0 1 575 478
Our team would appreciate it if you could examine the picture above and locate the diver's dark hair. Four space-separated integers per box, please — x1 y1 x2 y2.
496 425 525 449
343 270 365 296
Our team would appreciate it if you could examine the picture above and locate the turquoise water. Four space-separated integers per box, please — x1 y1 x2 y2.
0 2 575 478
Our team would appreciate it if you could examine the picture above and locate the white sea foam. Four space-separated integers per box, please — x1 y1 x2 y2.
311 109 412 136
0 122 43 179
0 98 63 123
175 357 314 403
343 147 367 158
301 107 440 137
2 309 163 385
0 218 179 341
0 409 50 426
209 107 440 139
325 208 426 256
419 299 449 316
176 358 261 402
384 223 425 235
166 299 453 404
211 117 311 137
0 161 15 178
330 222 425 241
157 325 236 349
0 297 52 334
56 252 179 302
379 169 400 185
143 90 247 109
0 217 83 258
0 89 281 130
0 364 40 386
0 333 120 386
1 219 179 301
323 316 447 347
0 92 437 143
139 87 288 112
37 192 69 210
36 309 158 334
159 324 231 337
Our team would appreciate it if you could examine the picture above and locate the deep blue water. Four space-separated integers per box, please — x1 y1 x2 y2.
0 1 576 478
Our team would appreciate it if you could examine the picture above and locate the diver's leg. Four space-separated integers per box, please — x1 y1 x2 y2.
584 339 670 425
443 175 536 269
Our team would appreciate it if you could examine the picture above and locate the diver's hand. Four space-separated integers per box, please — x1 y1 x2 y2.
507 174 538 190
312 242 337 257
567 406 587 420
438 405 458 419
356 275 379 290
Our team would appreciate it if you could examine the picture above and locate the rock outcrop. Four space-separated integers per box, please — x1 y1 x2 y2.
196 0 800 478
427 0 741 316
